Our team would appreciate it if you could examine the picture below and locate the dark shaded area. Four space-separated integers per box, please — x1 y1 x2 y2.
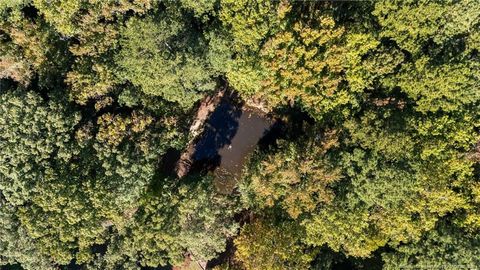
309 248 384 270
273 105 315 131
192 97 243 162
0 79 18 92
257 120 287 150
2 265 23 270
90 243 108 256
159 148 181 176
21 5 39 21
206 238 236 269
141 265 172 270
342 253 384 270
62 261 82 270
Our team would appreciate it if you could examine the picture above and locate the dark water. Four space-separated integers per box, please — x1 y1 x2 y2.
192 96 273 193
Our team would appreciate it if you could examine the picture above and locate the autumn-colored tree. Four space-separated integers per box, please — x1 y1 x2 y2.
241 131 340 219
260 12 348 119
0 4 70 87
34 0 155 104
234 216 316 270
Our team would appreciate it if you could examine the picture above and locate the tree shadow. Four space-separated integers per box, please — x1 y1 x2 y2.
191 93 243 172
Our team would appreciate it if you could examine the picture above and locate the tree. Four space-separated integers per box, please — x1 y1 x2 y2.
382 222 480 270
90 175 239 269
212 0 286 96
1 1 480 269
303 103 478 257
0 89 80 205
0 197 55 270
0 4 70 87
304 202 387 258
12 107 188 265
116 8 217 109
240 131 341 219
373 0 480 56
0 83 191 266
234 216 316 270
384 61 479 114
259 10 349 120
34 0 155 104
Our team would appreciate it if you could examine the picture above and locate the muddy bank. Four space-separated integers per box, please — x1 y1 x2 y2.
175 89 226 178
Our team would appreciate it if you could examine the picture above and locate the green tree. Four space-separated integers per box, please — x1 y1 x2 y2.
116 8 217 108
304 104 478 257
212 0 286 96
0 197 55 270
217 1 361 120
384 61 480 114
0 89 80 205
13 107 187 265
34 0 155 104
373 0 480 56
90 175 239 269
382 222 480 270
1 1 480 269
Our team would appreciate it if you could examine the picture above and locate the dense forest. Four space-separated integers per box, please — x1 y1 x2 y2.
0 0 479 269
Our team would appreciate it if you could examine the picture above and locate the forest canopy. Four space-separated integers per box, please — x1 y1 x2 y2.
0 0 479 269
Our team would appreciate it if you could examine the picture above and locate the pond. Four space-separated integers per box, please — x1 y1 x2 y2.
191 93 274 193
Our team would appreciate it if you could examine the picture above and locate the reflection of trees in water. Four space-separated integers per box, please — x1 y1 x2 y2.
190 92 276 195
192 99 243 162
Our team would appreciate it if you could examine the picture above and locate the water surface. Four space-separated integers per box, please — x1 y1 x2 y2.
192 95 273 193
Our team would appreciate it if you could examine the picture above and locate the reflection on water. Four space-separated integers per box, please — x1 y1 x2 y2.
191 94 273 194
192 99 242 162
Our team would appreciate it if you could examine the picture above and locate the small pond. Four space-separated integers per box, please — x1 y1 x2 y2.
191 93 274 193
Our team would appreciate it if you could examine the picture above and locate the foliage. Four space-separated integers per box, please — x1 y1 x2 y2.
259 12 349 119
213 0 286 95
0 197 55 270
303 104 478 257
241 132 341 219
1 1 480 269
116 8 217 108
234 216 316 270
373 0 480 56
34 0 155 104
0 5 70 87
382 222 480 270
90 175 239 269
0 89 80 205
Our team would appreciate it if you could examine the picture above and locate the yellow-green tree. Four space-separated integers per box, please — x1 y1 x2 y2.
235 217 316 270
